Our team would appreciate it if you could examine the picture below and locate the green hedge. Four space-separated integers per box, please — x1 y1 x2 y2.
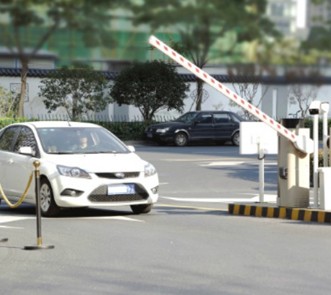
0 117 151 141
1 117 331 142
88 120 151 141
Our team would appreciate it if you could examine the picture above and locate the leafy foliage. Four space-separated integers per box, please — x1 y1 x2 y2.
0 87 19 117
39 66 111 120
131 0 279 110
0 0 129 116
110 60 189 122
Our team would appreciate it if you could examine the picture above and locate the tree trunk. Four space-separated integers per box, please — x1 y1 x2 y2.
195 79 204 111
72 95 78 121
18 62 29 117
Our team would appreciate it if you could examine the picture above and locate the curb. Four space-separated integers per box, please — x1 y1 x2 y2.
228 203 331 224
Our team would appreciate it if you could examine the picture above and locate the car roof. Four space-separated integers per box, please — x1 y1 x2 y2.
7 121 100 129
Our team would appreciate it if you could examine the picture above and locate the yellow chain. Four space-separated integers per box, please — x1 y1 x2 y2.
0 172 34 208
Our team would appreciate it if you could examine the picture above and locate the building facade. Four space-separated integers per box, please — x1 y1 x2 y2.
1 1 331 120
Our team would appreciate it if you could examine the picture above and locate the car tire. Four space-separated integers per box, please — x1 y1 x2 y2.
130 204 153 214
40 178 61 217
232 132 240 146
174 132 188 147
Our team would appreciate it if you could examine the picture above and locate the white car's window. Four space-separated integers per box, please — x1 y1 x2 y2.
37 127 130 154
13 126 38 156
0 126 19 151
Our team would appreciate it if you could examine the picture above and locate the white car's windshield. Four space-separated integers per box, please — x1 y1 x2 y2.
37 127 129 154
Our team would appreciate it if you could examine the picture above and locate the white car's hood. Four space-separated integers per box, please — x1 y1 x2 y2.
46 153 146 173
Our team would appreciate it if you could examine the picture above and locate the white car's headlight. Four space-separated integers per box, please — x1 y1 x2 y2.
57 165 91 179
144 163 157 177
156 127 170 134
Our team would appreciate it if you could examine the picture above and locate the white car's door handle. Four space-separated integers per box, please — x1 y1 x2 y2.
7 159 14 164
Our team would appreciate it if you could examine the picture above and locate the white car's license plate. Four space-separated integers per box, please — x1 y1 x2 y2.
107 184 135 195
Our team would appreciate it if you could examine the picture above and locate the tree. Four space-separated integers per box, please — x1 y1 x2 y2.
285 67 322 118
227 64 267 120
234 36 326 119
131 0 279 110
0 86 19 117
301 0 331 61
110 60 189 122
39 66 111 120
0 0 128 117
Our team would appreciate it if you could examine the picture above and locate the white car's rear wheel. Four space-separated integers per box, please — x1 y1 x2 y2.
40 178 61 217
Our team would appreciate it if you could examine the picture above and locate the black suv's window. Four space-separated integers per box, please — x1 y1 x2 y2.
0 126 20 151
175 112 199 123
214 113 231 123
230 113 243 123
196 113 213 124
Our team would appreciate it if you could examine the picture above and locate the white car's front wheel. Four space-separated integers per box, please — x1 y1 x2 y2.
40 178 61 217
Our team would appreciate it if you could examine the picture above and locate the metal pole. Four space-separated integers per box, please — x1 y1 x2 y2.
35 161 42 246
24 160 54 250
258 142 265 203
323 112 328 167
322 103 329 167
313 115 319 208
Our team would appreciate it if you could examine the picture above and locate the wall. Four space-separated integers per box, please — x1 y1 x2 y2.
0 74 330 121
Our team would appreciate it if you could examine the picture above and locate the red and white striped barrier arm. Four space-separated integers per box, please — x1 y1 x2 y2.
148 35 313 154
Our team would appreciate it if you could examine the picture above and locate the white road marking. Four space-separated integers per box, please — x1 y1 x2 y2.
0 214 143 225
163 158 226 162
0 216 33 224
0 216 33 229
66 216 144 222
161 194 277 204
200 161 244 166
0 225 24 229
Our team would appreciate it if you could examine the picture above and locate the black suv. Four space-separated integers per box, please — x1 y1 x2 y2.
145 111 244 146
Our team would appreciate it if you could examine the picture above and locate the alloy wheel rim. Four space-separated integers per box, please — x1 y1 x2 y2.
40 184 51 212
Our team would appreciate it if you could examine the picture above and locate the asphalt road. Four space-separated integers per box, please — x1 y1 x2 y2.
0 145 331 295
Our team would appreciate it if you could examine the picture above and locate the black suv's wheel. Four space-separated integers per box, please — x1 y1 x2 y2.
232 132 240 146
40 178 61 217
130 204 153 214
174 132 188 146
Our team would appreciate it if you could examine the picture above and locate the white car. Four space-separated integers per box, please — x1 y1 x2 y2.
0 121 159 217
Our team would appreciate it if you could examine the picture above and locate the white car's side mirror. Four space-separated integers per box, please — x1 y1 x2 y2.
127 145 135 152
19 146 35 156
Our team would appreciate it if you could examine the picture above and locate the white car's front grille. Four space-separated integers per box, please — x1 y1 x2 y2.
88 184 148 203
95 172 140 179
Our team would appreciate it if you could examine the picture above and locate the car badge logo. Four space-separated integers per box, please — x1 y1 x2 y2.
115 172 125 179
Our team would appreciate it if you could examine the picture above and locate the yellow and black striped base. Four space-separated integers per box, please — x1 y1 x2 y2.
228 204 331 224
